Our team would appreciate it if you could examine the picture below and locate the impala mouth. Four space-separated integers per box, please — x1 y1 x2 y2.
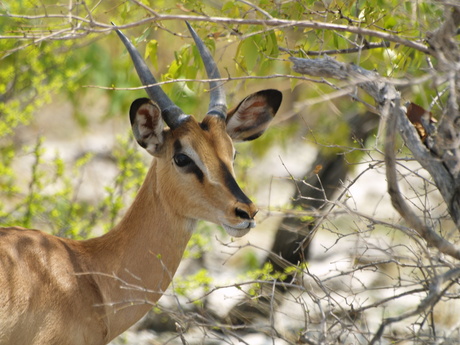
222 221 255 237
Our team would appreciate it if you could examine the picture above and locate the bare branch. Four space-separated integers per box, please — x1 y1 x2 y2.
290 55 460 258
384 97 460 259
369 267 460 345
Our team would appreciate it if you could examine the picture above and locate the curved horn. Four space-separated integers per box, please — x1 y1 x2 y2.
113 24 189 129
186 22 227 119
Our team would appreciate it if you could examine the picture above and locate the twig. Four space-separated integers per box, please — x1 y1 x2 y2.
369 267 460 345
83 74 315 92
236 0 273 19
280 41 390 56
175 322 189 345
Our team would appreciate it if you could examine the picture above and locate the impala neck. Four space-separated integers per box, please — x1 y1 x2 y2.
84 159 194 340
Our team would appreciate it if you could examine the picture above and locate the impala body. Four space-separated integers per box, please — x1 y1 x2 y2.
0 23 282 345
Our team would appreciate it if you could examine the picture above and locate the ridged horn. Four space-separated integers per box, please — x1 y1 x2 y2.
185 22 227 120
113 23 189 129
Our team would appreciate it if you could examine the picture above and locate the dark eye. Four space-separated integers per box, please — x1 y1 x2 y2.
174 153 193 167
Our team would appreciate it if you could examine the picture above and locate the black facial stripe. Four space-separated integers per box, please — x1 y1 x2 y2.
173 139 204 183
187 163 204 183
220 160 252 204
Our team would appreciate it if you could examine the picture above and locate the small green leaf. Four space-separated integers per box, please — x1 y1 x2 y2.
238 34 262 72
145 39 158 70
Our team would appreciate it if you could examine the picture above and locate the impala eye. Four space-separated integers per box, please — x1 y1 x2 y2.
174 153 193 167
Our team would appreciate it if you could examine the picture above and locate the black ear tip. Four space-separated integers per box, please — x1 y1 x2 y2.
258 89 282 114
267 88 282 100
129 98 152 125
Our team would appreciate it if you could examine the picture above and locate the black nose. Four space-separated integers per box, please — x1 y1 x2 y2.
235 207 255 220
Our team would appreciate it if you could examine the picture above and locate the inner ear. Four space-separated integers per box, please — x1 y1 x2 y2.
226 89 282 142
130 98 165 155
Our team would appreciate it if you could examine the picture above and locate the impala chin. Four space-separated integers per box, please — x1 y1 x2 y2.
222 221 255 237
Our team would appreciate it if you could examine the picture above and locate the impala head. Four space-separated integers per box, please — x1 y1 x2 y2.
116 23 282 237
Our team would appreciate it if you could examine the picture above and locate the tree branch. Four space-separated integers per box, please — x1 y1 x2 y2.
384 96 460 259
1 12 430 54
290 55 460 258
280 41 390 56
369 267 460 345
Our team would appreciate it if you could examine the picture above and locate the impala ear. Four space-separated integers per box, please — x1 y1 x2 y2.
130 98 165 156
226 89 282 142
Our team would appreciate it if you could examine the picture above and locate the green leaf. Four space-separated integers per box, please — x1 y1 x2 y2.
238 34 262 73
145 39 159 69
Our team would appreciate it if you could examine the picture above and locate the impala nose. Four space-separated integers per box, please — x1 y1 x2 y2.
235 206 258 220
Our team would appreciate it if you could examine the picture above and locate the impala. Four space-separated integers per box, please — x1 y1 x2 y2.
0 23 282 345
